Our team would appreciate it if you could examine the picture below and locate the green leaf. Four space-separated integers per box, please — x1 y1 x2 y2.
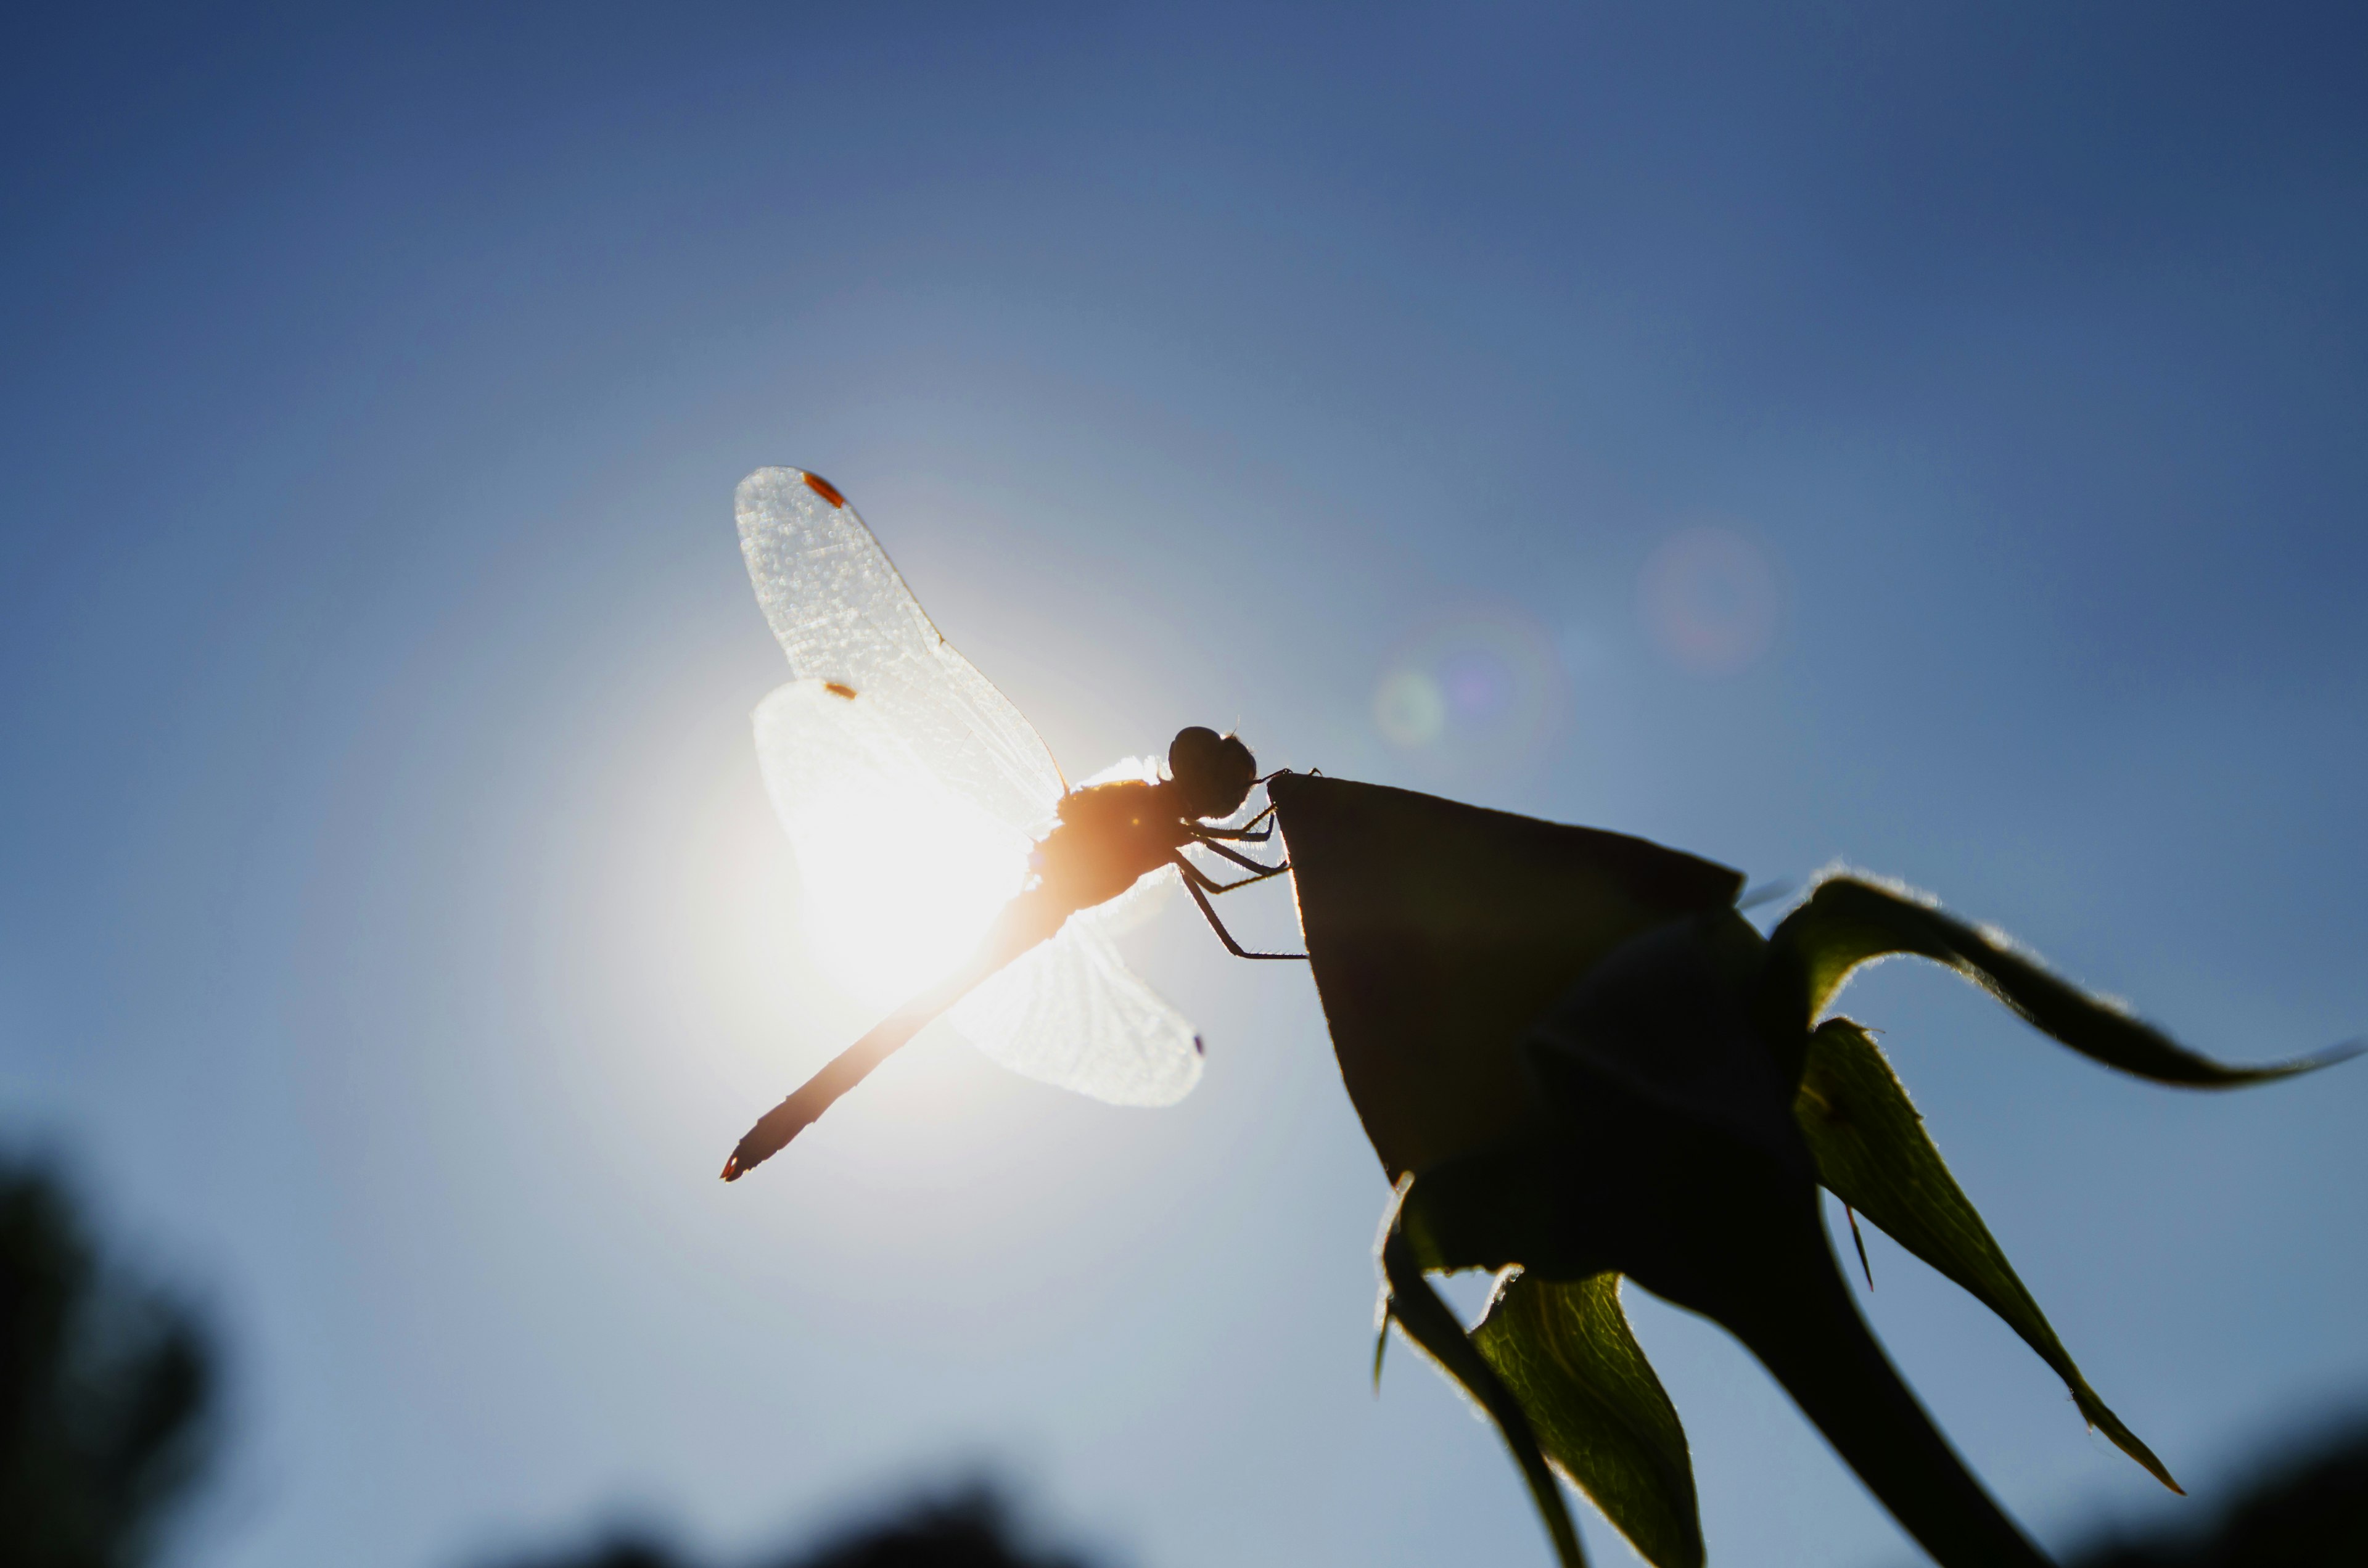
1427 1072 2055 1567
1480 920 2054 1568
1763 875 2350 1086
1795 1019 2182 1493
1378 1213 1590 1568
1474 1272 1704 1568
1395 911 2055 1567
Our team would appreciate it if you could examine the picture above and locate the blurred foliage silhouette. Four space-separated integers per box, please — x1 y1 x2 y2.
482 1484 1100 1568
2060 1421 2368 1567
0 1154 218 1568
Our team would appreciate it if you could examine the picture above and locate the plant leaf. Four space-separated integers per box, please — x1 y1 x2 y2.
1268 772 1742 1176
1796 1018 2182 1492
1378 1220 1590 1567
1474 1271 1704 1568
1763 876 2350 1085
1404 916 2055 1567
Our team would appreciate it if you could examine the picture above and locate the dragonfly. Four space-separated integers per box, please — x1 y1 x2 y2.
720 467 1302 1182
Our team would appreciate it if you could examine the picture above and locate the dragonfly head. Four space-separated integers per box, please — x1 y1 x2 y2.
1169 726 1257 821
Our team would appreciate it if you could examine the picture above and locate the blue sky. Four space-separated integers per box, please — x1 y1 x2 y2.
4 6 2365 1566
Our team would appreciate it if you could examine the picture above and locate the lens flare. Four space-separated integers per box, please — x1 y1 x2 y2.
1371 605 1566 776
1373 667 1449 747
1638 526 1783 675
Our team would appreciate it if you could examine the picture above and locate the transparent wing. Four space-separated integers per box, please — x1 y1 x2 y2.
738 467 1065 836
949 918 1204 1106
756 683 1197 1097
741 471 1200 1106
1071 862 1180 938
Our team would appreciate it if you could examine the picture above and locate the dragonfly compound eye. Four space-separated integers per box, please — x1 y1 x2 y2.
1169 726 1256 819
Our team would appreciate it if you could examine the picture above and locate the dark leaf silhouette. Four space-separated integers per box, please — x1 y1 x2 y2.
1797 1019 2177 1490
1268 772 1741 1180
1268 773 2354 1568
1762 875 2350 1086
1405 913 2054 1567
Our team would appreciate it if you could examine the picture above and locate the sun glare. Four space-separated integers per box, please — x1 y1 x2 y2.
784 768 1029 1012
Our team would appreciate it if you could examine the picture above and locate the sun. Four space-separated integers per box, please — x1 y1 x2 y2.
783 765 1031 1012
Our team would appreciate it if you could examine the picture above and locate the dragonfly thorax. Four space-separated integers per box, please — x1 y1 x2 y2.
1027 728 1259 916
1039 778 1186 904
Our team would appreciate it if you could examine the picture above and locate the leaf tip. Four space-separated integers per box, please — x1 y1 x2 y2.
2078 1393 2184 1495
2310 1037 2367 1073
2214 1035 2364 1088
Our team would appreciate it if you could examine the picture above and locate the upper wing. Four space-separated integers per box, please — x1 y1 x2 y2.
949 916 1204 1106
737 467 1065 837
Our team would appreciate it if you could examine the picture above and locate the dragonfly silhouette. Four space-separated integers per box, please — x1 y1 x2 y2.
720 467 1301 1181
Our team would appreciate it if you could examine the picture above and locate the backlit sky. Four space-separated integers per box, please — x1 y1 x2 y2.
5 7 2366 1566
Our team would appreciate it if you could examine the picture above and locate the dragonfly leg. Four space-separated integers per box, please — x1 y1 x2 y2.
1171 852 1306 960
1174 851 1291 895
1191 802 1278 841
1185 835 1290 877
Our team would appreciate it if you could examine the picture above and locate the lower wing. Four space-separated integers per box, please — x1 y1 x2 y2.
950 911 1203 1107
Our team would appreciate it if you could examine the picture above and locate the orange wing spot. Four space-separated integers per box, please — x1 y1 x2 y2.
801 471 848 508
823 681 858 700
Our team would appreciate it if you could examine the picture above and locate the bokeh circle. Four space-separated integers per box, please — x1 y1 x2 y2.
1638 526 1783 675
1371 605 1566 776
